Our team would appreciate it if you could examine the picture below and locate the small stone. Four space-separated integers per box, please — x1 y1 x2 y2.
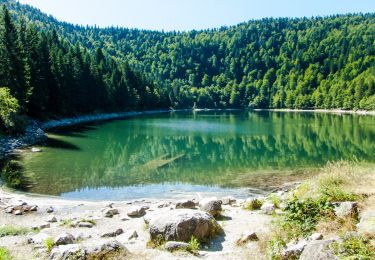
30 205 38 211
164 241 190 252
101 229 124 238
309 233 323 241
5 207 13 214
78 221 94 228
175 199 196 209
13 209 23 215
31 148 42 153
28 233 50 244
54 233 75 246
237 232 259 244
125 230 138 240
121 217 130 221
221 196 236 205
282 240 308 259
76 233 92 241
199 198 222 217
157 201 171 208
261 202 275 215
46 206 54 213
103 208 119 218
47 215 57 223
127 206 149 217
334 202 357 218
50 244 84 260
32 223 50 230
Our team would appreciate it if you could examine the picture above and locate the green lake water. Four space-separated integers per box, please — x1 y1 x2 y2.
6 111 375 200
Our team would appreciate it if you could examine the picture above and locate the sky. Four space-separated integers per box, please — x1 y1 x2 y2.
18 0 375 31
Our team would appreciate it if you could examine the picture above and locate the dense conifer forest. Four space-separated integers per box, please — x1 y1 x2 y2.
0 0 374 132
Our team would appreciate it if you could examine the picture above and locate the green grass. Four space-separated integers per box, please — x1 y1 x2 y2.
0 247 12 260
332 234 375 259
188 236 200 253
44 237 55 253
0 226 34 238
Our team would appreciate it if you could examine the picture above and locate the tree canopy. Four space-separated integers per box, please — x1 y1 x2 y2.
0 0 374 132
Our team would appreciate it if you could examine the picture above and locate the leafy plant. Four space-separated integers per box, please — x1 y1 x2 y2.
0 247 12 260
281 197 333 238
44 237 55 253
188 236 200 253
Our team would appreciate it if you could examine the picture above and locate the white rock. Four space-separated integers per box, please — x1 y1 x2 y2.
31 148 42 153
282 240 308 259
221 196 236 205
237 231 259 244
28 233 50 244
309 233 323 241
261 202 275 215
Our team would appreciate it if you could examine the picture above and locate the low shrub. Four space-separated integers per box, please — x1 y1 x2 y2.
244 198 263 211
44 237 55 253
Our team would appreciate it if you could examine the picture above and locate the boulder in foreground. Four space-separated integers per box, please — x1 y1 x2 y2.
149 209 222 243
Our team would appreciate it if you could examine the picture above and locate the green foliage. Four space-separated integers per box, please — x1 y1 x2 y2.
44 237 55 253
244 198 263 211
268 194 281 209
0 226 33 237
267 237 286 260
333 234 375 259
0 247 12 260
188 236 200 253
281 198 333 238
0 88 19 131
317 173 360 202
0 160 24 188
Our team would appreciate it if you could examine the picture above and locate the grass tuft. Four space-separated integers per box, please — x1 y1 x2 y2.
244 198 263 211
0 247 12 260
0 226 34 237
44 237 55 253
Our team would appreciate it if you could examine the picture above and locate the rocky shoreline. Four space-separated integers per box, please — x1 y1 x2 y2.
0 110 172 161
0 171 374 260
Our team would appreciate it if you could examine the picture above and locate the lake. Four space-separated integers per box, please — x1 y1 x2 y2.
4 111 375 200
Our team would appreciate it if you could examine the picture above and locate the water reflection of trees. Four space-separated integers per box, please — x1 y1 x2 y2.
19 112 375 195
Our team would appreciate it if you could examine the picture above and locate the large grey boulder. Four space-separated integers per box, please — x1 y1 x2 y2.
86 240 129 259
300 239 338 260
357 211 375 236
199 198 222 217
149 209 222 242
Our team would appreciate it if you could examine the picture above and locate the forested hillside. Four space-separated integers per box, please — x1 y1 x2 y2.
0 3 166 132
1 0 375 131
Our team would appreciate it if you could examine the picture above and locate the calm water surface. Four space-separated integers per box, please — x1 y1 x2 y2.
6 111 375 200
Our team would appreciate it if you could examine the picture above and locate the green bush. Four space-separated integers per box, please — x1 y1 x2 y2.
44 237 55 253
0 160 24 189
281 197 333 238
0 88 19 132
